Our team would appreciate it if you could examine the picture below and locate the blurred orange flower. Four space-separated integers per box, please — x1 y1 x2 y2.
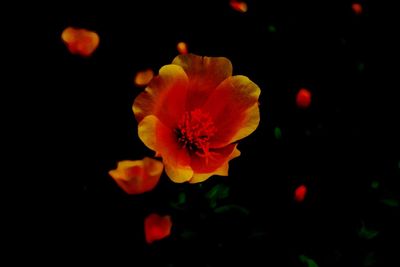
176 41 188 55
133 54 260 183
109 157 163 194
144 213 172 244
134 69 154 87
230 0 248 13
61 27 99 57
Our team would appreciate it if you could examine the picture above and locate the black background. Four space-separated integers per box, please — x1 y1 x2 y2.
13 0 399 265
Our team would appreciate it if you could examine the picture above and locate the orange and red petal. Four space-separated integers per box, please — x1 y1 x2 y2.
134 69 154 87
108 158 163 194
61 27 99 57
172 54 233 109
138 115 193 183
189 147 241 183
202 75 261 147
133 64 189 128
144 213 172 244
190 143 237 175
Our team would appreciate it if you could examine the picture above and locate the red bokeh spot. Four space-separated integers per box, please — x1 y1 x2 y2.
144 213 172 244
230 0 248 13
352 3 363 15
296 88 312 109
294 184 307 202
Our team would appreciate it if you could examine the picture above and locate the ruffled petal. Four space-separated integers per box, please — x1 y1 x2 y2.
138 115 193 183
108 157 163 194
202 75 260 147
164 163 193 183
172 54 233 109
133 64 189 128
189 147 241 183
189 143 238 175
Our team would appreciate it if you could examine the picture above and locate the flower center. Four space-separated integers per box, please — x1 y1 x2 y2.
176 109 217 157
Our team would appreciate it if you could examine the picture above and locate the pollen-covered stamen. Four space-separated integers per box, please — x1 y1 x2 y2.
176 109 217 158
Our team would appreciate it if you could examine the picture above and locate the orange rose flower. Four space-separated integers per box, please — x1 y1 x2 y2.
108 157 163 194
133 54 260 183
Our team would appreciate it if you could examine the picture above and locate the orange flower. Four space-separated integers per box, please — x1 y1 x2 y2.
230 0 248 13
134 69 154 87
108 157 163 194
133 54 260 183
61 27 99 57
144 213 172 244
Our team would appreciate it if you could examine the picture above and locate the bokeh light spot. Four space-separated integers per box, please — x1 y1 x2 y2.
296 88 312 109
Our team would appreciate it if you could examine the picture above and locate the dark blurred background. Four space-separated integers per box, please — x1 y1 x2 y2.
14 0 399 265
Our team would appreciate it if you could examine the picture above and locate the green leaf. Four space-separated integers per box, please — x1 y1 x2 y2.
357 63 365 72
381 198 399 207
214 204 249 216
358 223 379 240
268 25 277 33
177 192 186 204
169 192 187 210
363 252 376 266
206 184 230 200
299 255 319 267
274 127 282 140
180 230 198 240
371 181 379 189
205 184 230 208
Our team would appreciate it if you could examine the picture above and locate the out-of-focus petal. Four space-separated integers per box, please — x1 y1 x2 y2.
108 157 163 194
134 69 154 87
230 0 248 13
294 184 307 202
352 3 363 15
61 27 99 57
144 213 172 244
296 88 311 109
177 41 188 55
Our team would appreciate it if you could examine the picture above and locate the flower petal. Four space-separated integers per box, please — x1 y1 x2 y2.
190 143 238 176
189 147 241 183
165 163 193 183
108 157 163 194
144 213 172 244
138 115 193 183
61 27 99 57
202 75 260 147
172 54 233 108
133 64 189 128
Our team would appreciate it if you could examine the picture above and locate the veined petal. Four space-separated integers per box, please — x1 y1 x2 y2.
133 64 189 128
190 143 237 175
189 147 241 183
172 54 233 109
138 115 192 183
202 75 261 147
